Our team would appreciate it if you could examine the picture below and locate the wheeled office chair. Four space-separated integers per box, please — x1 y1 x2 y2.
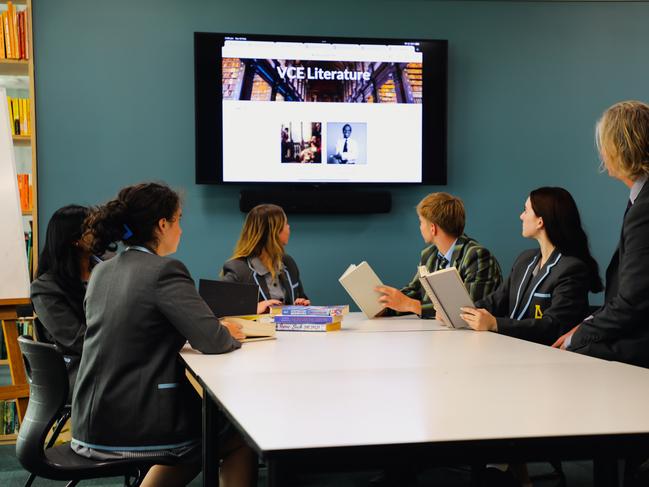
16 336 158 487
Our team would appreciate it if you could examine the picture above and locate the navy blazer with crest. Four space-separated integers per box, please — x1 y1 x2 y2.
476 248 591 345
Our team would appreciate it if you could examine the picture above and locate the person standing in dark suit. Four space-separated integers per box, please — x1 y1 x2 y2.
553 101 649 369
72 182 256 487
461 187 603 345
222 203 309 314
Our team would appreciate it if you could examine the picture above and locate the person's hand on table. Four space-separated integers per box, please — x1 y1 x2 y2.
294 298 311 306
257 299 283 314
460 307 497 331
221 319 246 341
375 285 421 315
552 324 580 350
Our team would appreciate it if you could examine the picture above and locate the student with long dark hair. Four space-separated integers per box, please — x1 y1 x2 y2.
461 187 602 345
72 182 256 487
31 204 94 389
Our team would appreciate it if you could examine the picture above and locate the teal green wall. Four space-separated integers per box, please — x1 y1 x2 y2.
33 0 648 307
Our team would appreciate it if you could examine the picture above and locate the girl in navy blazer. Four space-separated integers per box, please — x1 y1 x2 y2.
461 187 602 345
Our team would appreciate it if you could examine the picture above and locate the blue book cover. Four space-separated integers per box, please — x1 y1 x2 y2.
272 314 343 324
270 305 349 316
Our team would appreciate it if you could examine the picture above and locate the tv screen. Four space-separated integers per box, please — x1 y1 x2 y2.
195 33 447 185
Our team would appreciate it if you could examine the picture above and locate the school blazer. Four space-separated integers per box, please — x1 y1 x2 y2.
72 250 240 451
398 234 503 318
31 272 86 391
476 249 590 345
221 254 307 304
570 183 649 367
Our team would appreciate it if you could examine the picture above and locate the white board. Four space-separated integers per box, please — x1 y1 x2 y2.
0 86 30 300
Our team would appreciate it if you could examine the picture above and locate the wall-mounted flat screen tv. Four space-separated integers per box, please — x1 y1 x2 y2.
195 32 447 185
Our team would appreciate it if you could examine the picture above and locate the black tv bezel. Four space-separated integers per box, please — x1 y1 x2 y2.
195 32 447 186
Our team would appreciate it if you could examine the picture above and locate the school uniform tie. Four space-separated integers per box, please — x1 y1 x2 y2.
343 139 348 152
625 199 633 216
436 254 449 271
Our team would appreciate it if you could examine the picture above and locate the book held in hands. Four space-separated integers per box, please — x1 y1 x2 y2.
221 315 276 342
417 266 474 329
338 261 384 318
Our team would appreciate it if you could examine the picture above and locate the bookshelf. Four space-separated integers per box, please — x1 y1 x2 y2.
0 0 36 444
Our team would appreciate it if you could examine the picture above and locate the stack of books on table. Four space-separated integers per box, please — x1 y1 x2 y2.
269 305 349 332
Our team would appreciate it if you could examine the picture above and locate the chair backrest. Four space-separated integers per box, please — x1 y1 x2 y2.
16 336 70 477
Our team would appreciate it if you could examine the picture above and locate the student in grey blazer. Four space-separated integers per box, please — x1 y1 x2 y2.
462 187 602 345
31 205 95 393
72 183 256 487
222 204 309 314
554 101 649 370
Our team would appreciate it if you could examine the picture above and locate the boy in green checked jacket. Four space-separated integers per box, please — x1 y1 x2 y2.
377 192 502 318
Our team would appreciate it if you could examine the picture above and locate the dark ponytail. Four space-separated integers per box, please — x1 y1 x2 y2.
85 182 180 255
37 205 90 299
530 187 603 293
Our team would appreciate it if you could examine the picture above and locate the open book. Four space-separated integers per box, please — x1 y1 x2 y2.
418 266 473 329
339 261 384 318
221 315 276 342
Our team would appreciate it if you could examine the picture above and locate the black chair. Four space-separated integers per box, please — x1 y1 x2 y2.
16 336 159 487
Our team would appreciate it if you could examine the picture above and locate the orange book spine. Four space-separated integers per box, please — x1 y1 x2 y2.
2 11 10 60
0 12 5 59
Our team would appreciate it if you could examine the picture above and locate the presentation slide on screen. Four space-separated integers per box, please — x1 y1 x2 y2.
221 39 424 183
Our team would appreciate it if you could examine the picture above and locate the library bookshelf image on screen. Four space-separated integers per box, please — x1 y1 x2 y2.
219 37 426 183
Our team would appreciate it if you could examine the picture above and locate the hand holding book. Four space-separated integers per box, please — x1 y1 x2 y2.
375 285 422 315
459 307 497 331
221 319 246 341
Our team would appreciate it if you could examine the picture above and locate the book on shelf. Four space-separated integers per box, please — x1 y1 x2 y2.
275 322 341 332
7 97 30 136
338 261 384 318
16 173 32 212
0 3 28 61
0 400 19 435
417 266 473 329
269 305 349 316
273 314 342 325
221 315 276 342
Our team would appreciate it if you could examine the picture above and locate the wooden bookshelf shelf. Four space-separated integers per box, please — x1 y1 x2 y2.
12 134 30 143
0 359 8 366
21 210 31 216
0 433 18 445
0 59 28 76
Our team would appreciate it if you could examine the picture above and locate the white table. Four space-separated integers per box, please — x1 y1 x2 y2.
180 313 649 486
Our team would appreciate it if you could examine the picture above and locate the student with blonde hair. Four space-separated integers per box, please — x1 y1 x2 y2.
377 192 502 317
554 100 649 369
222 203 309 314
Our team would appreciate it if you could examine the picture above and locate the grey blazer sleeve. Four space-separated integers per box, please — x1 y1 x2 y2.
221 259 249 283
157 259 241 354
30 278 86 356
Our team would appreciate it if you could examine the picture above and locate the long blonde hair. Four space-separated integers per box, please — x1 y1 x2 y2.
230 204 287 279
596 100 649 179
